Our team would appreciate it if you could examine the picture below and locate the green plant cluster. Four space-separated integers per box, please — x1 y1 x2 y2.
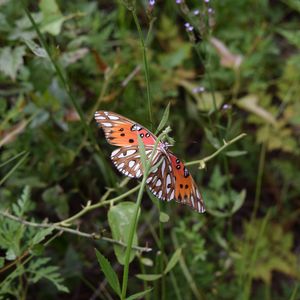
0 0 299 299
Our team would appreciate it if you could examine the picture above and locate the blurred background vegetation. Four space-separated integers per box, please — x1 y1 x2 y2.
0 0 300 299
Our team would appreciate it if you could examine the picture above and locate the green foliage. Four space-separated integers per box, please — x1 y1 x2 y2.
108 202 139 265
95 249 121 296
0 0 299 299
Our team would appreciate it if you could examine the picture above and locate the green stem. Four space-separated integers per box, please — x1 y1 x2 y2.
121 131 169 299
131 9 153 127
185 133 247 167
159 203 166 300
251 140 267 221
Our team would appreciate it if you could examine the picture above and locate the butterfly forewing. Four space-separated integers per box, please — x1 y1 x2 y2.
94 111 157 147
169 153 205 213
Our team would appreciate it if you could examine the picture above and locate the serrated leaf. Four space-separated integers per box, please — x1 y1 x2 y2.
32 227 54 245
155 103 170 134
0 46 26 80
164 248 182 274
135 273 162 281
95 249 121 296
126 288 153 300
225 150 248 157
108 202 139 265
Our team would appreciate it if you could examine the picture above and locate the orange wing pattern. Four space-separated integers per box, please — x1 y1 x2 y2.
94 111 157 147
94 110 205 213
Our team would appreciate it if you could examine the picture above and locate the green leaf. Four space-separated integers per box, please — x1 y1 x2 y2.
39 0 65 35
140 257 154 267
164 248 182 274
126 288 153 300
28 257 69 293
23 39 48 58
108 202 139 265
159 211 169 223
231 189 246 214
236 94 276 125
204 128 221 149
95 249 121 296
32 227 54 245
0 257 4 268
225 150 248 157
0 46 26 81
155 103 170 134
135 273 162 281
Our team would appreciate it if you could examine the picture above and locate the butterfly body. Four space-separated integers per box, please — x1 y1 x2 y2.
94 111 205 213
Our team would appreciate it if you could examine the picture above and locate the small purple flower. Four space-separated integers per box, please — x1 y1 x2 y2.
149 0 155 6
208 7 214 14
184 22 194 32
222 104 232 110
176 0 182 4
193 9 200 15
192 86 205 93
204 0 210 3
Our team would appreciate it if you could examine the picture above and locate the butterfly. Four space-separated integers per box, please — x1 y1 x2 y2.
94 111 205 213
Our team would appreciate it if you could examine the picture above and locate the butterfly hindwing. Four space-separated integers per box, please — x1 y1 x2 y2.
94 111 157 147
111 145 160 179
146 154 176 202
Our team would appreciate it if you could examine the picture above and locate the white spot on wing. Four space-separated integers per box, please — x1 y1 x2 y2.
118 163 125 169
95 116 106 120
170 190 175 200
136 170 141 177
146 177 152 183
158 190 162 198
112 149 121 157
129 161 135 168
102 122 112 127
191 196 195 207
161 159 166 177
156 179 162 187
108 115 119 120
126 149 136 156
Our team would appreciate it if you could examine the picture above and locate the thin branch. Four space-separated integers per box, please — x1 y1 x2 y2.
185 133 247 167
0 211 152 253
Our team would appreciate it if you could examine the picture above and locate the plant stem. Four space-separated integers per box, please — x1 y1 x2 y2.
185 133 247 167
0 210 151 252
131 9 153 127
120 131 169 299
252 140 267 220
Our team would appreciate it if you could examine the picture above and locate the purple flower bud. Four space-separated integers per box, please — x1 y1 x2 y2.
192 86 205 93
184 22 190 28
208 7 214 14
176 0 182 3
193 9 200 15
149 0 155 6
204 0 210 3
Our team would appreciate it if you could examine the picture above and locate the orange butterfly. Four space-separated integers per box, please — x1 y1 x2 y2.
94 111 205 213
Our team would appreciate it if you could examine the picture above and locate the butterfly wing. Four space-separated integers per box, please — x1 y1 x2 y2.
94 111 157 147
111 145 160 178
146 153 176 201
146 151 205 213
169 152 205 213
